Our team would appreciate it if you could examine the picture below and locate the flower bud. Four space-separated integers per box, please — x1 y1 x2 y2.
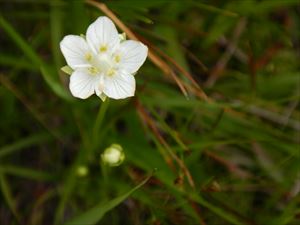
77 165 89 177
101 144 125 167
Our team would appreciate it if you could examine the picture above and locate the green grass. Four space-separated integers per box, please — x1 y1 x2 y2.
0 0 299 225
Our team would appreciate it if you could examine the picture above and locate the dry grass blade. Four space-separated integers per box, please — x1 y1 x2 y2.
184 83 212 102
204 150 252 179
205 18 247 87
135 100 196 189
182 46 208 72
135 100 174 170
150 42 209 100
251 43 283 73
151 43 200 89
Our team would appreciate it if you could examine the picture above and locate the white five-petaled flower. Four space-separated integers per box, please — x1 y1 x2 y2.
60 16 148 100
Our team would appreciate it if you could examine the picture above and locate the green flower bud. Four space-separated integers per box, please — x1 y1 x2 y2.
101 144 125 167
77 165 89 177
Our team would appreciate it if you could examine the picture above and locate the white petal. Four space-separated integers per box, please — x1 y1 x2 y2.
86 17 119 54
116 40 148 74
60 35 91 69
95 75 104 96
103 70 135 99
69 69 98 99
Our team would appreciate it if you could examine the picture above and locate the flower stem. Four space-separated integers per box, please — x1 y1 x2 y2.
93 99 110 147
100 162 109 196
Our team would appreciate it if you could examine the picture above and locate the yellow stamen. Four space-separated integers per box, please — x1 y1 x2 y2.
88 67 99 75
107 69 115 77
114 55 120 63
85 53 92 62
99 45 107 52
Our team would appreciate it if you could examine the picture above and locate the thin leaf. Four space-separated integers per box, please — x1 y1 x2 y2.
0 133 52 158
0 165 57 182
191 1 239 17
63 173 152 225
0 173 21 222
0 15 71 101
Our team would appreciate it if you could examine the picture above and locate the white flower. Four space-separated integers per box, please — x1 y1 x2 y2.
60 16 148 100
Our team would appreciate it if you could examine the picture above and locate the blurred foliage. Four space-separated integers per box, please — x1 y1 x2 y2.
0 0 300 225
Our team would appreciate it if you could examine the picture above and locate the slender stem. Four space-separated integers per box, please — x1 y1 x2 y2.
93 99 110 147
54 101 110 224
100 162 109 200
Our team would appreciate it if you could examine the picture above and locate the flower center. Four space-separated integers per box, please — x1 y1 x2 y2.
87 52 117 77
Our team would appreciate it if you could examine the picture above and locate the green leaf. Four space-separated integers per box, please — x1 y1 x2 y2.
191 1 238 17
61 65 73 75
0 173 21 222
187 192 244 225
40 65 72 100
0 15 42 66
0 15 71 101
0 165 57 182
0 133 52 158
63 173 152 225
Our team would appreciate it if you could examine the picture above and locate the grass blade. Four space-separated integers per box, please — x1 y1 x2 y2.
63 173 152 225
0 133 52 158
0 15 71 100
0 165 57 182
0 173 21 222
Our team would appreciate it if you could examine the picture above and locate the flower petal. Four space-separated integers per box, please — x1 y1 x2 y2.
103 70 135 99
60 35 91 69
69 69 98 99
116 40 148 74
86 16 119 54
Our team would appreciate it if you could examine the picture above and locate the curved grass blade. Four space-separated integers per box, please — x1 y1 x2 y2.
0 133 52 158
0 16 71 101
0 173 21 223
0 165 57 182
63 173 152 225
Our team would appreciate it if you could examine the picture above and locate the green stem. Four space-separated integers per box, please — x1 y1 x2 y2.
93 99 110 147
54 100 110 224
101 162 109 200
